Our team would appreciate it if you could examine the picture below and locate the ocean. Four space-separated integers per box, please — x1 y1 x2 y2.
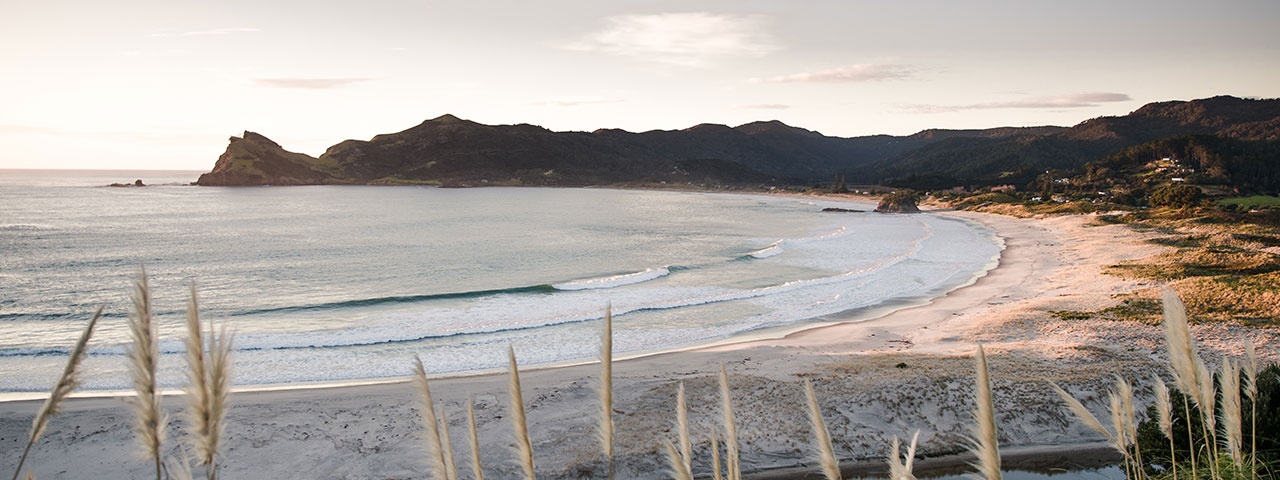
0 170 1001 393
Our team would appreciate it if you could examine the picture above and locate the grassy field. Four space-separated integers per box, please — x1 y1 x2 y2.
1219 195 1280 209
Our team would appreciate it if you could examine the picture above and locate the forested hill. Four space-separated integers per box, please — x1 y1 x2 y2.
197 96 1279 194
859 95 1280 190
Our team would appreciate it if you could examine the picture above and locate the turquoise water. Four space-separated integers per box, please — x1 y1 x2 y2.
0 170 1001 391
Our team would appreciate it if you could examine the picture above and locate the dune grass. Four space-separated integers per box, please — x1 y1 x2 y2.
14 285 1278 480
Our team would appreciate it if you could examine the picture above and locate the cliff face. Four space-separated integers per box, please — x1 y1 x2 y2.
196 132 345 186
197 116 1056 187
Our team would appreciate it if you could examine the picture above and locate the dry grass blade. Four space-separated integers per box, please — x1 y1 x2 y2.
508 346 536 480
598 306 614 479
466 397 484 480
968 345 1000 480
127 270 167 480
438 406 457 480
719 365 741 480
412 356 448 480
803 380 840 480
711 431 723 480
677 382 691 472
1049 382 1114 443
12 308 100 480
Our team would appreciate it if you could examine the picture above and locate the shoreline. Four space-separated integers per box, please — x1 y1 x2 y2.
0 192 977 402
4 202 1277 479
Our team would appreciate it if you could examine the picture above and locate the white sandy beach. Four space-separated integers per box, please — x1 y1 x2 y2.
3 206 1277 479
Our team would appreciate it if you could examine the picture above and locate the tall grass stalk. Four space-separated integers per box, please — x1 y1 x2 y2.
412 356 449 480
711 431 723 480
438 406 457 480
803 380 840 480
664 442 694 480
466 397 484 480
888 431 920 480
969 345 1000 480
182 285 233 480
1162 289 1202 477
1243 339 1258 480
507 346 536 480
718 365 741 480
10 308 100 480
127 270 166 480
598 306 614 480
677 382 691 473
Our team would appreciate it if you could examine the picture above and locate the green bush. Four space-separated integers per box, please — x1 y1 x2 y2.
1151 184 1205 208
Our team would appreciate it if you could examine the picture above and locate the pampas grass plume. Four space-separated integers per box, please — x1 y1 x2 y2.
11 308 100 480
507 346 536 480
1219 360 1244 468
183 285 233 480
803 380 840 480
1162 289 1203 406
969 345 1000 480
127 270 167 480
412 356 449 480
664 441 694 480
888 431 920 480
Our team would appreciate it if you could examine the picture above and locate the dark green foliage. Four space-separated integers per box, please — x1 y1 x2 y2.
1150 184 1206 207
1137 364 1280 473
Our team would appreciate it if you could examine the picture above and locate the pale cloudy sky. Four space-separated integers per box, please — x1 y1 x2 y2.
1 0 1278 170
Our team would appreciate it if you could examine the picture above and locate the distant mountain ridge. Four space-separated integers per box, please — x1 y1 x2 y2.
197 95 1280 190
867 95 1280 189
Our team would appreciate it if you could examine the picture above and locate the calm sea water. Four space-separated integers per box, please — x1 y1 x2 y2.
0 170 1001 392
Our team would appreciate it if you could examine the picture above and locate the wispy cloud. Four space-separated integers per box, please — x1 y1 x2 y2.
254 77 374 90
754 64 914 83
0 124 59 135
182 27 259 36
906 92 1133 113
566 12 779 67
530 96 625 107
737 104 791 110
148 27 259 38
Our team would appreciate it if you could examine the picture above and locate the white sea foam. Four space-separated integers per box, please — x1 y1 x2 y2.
552 267 671 291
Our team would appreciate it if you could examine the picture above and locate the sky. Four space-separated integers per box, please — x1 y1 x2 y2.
1 0 1278 170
